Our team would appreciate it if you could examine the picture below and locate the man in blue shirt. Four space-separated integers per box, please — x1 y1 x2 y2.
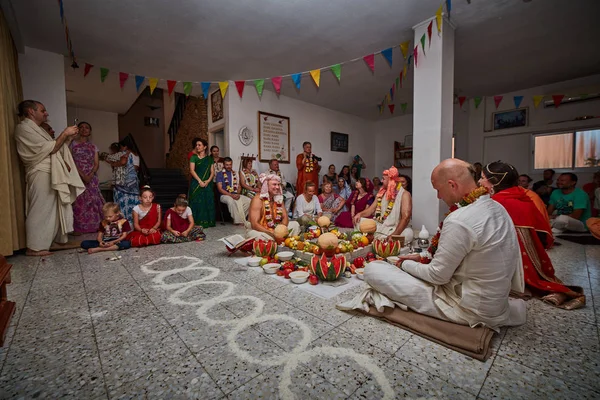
217 157 251 225
548 173 591 233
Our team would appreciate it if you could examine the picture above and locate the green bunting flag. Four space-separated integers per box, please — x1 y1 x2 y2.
183 82 193 96
254 79 265 97
420 34 426 55
473 97 482 109
330 64 341 82
401 103 408 113
100 67 109 82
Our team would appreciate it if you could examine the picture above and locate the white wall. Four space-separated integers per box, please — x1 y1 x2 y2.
464 73 600 185
66 107 119 183
372 115 413 178
225 88 375 187
19 46 67 133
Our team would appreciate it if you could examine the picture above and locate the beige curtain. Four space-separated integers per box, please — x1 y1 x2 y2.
0 9 26 255
534 133 573 169
575 129 600 167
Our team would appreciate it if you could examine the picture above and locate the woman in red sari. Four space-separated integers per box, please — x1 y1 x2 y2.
127 186 162 247
480 162 585 310
336 178 374 228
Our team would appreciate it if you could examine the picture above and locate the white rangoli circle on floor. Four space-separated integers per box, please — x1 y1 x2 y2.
141 256 394 399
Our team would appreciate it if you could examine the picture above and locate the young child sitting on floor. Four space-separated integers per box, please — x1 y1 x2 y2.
81 202 131 254
127 185 162 247
161 194 206 243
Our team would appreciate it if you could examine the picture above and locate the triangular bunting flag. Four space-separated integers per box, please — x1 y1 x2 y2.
407 55 412 67
403 64 407 80
272 77 282 94
254 79 265 97
330 64 341 82
401 103 408 113
167 80 177 96
135 76 145 92
388 104 395 114
310 69 321 87
201 82 211 99
427 21 433 47
219 81 229 99
494 95 503 109
118 72 129 89
396 77 400 91
377 104 383 115
363 54 375 72
458 96 466 108
413 46 418 68
532 95 544 108
84 63 93 77
390 87 394 101
148 78 159 95
235 81 245 98
183 82 193 97
513 95 524 109
100 67 109 83
552 94 565 108
446 0 452 17
474 96 482 109
420 34 426 55
291 73 302 90
400 41 410 60
381 48 393 67
436 5 443 34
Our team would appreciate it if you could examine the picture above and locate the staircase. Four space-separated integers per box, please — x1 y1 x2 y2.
148 168 189 211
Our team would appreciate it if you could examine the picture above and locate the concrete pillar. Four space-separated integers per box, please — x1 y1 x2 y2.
411 17 455 233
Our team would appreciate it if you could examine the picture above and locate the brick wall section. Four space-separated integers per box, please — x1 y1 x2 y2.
166 96 208 178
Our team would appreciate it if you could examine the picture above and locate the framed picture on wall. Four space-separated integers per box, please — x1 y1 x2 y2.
493 107 528 130
331 132 349 152
258 111 291 163
211 90 223 123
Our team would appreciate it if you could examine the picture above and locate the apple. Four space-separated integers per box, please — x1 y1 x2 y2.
308 275 319 285
259 258 269 266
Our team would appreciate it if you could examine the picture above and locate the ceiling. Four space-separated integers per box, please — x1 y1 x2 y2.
6 0 600 118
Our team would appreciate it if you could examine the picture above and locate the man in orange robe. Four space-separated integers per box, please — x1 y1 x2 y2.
296 141 321 194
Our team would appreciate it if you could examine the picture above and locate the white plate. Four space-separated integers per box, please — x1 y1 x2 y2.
276 251 294 261
355 268 365 280
263 263 280 274
248 256 262 267
289 271 309 284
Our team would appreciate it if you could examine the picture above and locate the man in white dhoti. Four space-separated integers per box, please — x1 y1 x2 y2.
342 159 526 331
247 173 300 240
268 159 294 214
353 166 411 240
217 157 251 225
14 100 85 256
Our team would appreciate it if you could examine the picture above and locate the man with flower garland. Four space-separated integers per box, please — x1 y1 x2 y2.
353 159 526 331
217 157 251 225
353 166 411 240
247 173 301 240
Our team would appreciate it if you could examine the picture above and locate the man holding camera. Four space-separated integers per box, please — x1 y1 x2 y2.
295 141 321 194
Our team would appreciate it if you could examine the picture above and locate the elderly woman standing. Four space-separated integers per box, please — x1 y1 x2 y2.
69 122 105 233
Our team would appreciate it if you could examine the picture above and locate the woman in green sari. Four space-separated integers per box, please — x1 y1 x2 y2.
189 138 216 228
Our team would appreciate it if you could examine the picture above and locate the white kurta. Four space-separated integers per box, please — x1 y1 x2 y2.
14 119 85 251
293 194 322 219
373 187 405 240
364 195 526 331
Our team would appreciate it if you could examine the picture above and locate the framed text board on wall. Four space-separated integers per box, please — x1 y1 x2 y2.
331 131 349 152
258 111 290 163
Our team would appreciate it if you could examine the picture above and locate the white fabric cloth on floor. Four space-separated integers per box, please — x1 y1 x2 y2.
220 194 251 224
15 119 85 251
363 195 526 332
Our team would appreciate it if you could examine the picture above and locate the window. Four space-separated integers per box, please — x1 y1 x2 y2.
534 128 600 169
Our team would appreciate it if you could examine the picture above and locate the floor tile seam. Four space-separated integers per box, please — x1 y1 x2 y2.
77 251 111 400
494 354 600 394
508 322 600 353
475 331 508 400
0 257 40 376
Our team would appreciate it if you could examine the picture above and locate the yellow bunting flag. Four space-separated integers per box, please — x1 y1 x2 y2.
400 41 410 60
435 5 443 34
310 69 321 87
402 64 407 80
533 95 544 108
219 81 229 99
148 78 159 95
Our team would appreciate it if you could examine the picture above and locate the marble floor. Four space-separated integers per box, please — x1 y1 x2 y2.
1 224 599 399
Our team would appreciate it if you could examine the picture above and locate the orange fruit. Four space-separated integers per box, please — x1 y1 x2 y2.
297 242 305 251
361 236 369 246
284 238 292 247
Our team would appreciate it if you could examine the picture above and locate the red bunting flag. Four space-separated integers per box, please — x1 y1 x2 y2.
388 104 395 114
399 71 403 88
235 81 245 98
552 94 565 108
363 54 375 72
118 72 129 89
458 96 466 108
84 63 93 77
427 21 433 47
494 95 503 109
167 80 177 96
272 76 282 94
413 46 418 68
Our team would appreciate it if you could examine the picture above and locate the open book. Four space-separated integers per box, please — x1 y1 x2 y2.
222 234 253 250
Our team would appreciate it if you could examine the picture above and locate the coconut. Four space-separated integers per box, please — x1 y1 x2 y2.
273 224 289 240
359 219 377 234
317 216 331 228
